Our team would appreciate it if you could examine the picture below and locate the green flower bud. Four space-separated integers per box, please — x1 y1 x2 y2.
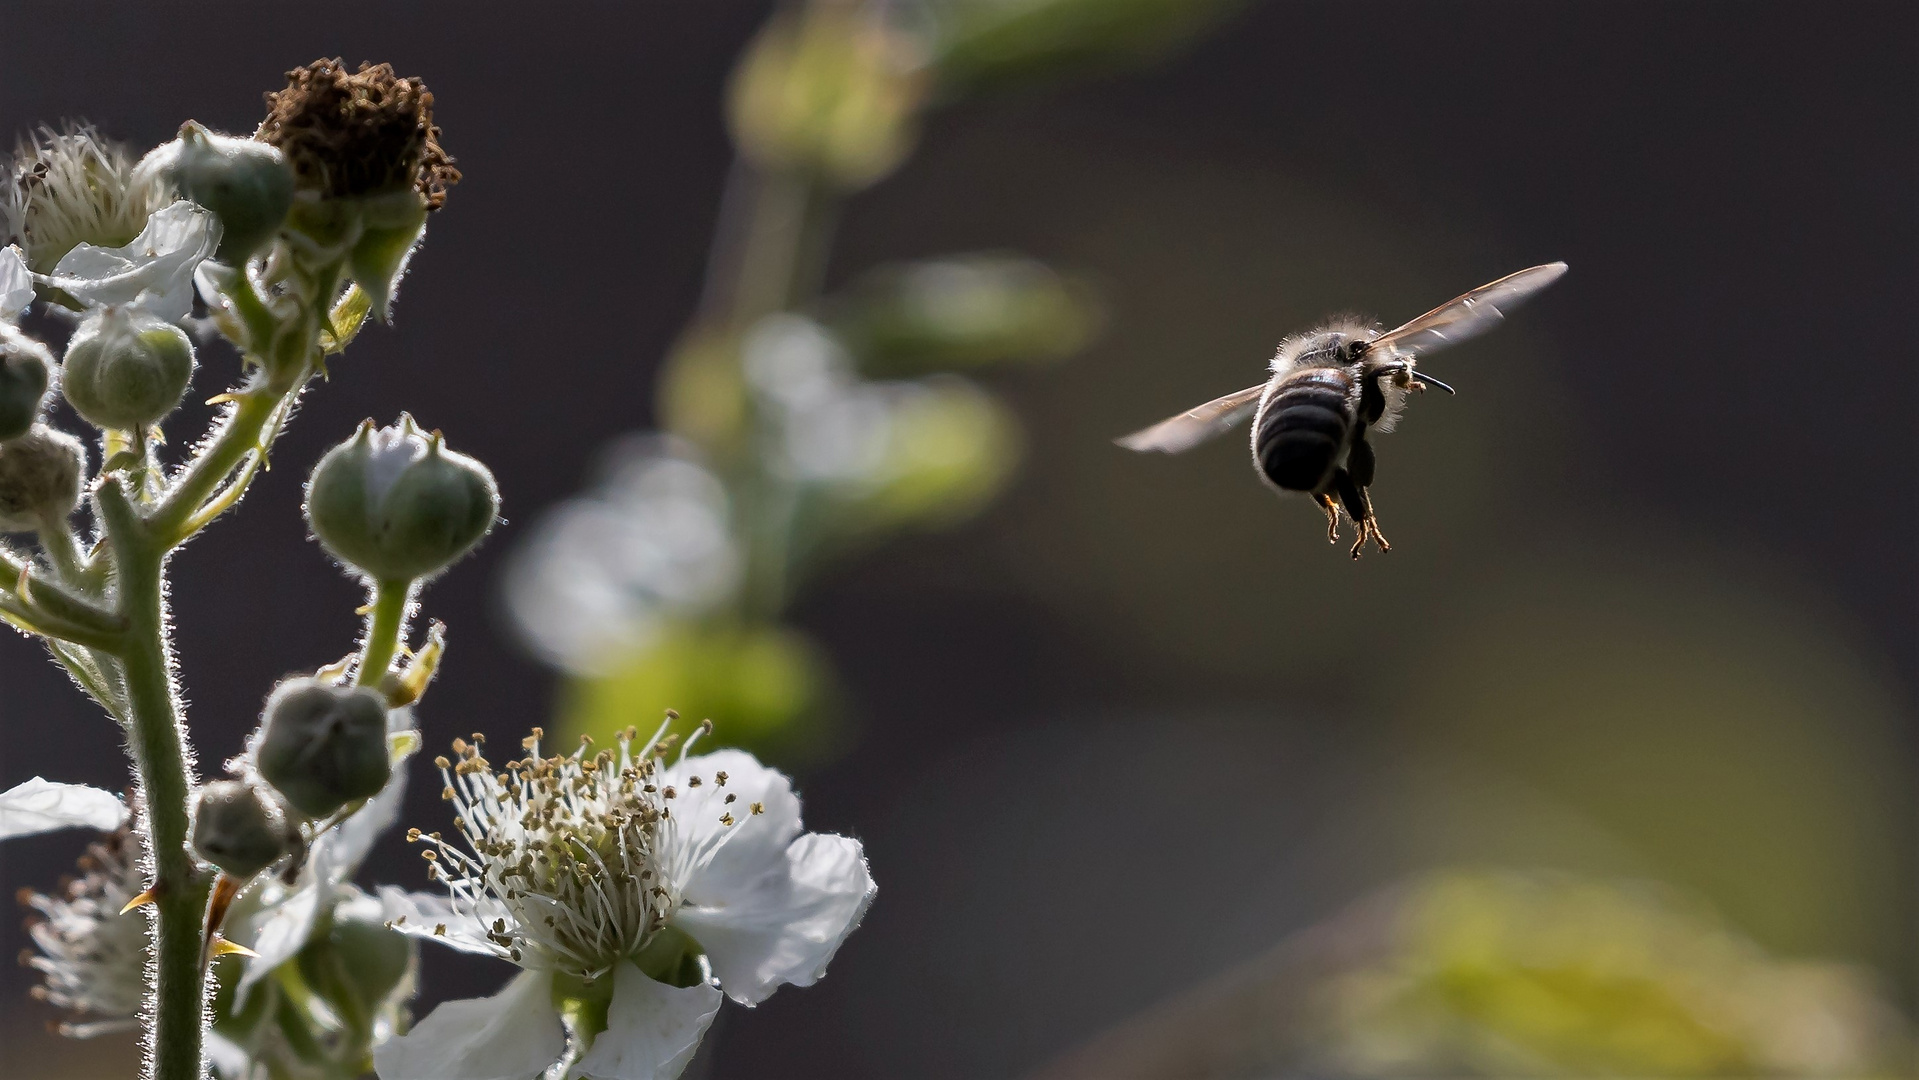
304 415 500 584
254 678 392 819
0 425 84 532
137 121 295 263
0 326 53 442
728 5 928 190
191 780 286 878
296 898 416 1015
61 307 195 432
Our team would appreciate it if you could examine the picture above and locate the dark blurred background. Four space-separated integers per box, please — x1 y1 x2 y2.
1 2 1913 1076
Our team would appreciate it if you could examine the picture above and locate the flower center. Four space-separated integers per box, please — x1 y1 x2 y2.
420 723 745 980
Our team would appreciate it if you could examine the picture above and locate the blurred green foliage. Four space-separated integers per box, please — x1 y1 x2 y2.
825 255 1103 376
1309 871 1912 1077
926 0 1253 93
514 0 1240 761
728 1 927 190
558 623 843 767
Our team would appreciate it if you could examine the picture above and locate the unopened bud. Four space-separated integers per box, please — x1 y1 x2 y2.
304 415 499 584
255 678 391 819
192 780 286 878
61 307 195 432
0 425 83 532
136 122 294 263
297 895 416 1012
0 326 53 441
728 6 927 190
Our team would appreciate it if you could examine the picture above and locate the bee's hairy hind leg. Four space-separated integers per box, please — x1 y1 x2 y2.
1316 493 1342 543
1362 515 1391 556
1331 467 1391 559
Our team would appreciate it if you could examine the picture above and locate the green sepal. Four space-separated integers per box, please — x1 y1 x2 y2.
350 194 428 322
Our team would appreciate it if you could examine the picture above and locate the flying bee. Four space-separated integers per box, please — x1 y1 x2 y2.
1116 262 1567 558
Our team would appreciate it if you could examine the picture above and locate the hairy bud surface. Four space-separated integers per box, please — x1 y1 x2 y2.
0 425 83 531
255 678 392 819
191 781 286 878
305 415 499 583
0 326 52 441
137 122 294 263
61 308 195 432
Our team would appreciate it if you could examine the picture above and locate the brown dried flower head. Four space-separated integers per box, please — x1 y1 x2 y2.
257 59 460 210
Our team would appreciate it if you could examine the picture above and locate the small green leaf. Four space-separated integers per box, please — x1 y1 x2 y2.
322 283 373 354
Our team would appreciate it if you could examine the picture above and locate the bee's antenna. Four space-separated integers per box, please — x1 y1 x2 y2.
1415 371 1457 395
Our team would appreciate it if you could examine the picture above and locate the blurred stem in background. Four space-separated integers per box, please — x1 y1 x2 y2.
505 0 1249 762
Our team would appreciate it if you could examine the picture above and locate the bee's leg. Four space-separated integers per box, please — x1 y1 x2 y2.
1348 430 1377 488
1331 466 1390 559
1365 511 1391 554
1315 492 1342 543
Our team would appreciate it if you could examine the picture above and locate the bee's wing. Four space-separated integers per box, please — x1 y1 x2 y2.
1115 384 1266 454
1363 262 1567 359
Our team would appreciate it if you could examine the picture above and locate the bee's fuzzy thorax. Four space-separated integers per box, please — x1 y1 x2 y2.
1269 316 1378 376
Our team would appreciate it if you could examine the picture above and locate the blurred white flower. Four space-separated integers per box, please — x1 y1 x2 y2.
7 125 173 272
742 313 894 484
503 437 740 675
375 725 875 1080
20 825 150 1037
0 245 32 321
41 200 220 323
0 776 128 839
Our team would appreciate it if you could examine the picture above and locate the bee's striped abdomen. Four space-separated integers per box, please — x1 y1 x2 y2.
1255 368 1353 492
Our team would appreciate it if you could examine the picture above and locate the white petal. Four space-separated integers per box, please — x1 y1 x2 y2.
0 778 128 840
662 749 802 903
673 833 875 1006
309 744 411 885
372 968 564 1080
46 201 218 321
0 246 31 321
575 960 721 1080
377 886 510 959
235 877 323 1006
233 747 416 1005
204 1030 253 1080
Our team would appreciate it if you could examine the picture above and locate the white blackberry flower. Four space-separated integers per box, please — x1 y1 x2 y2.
8 125 173 272
741 314 894 484
0 776 128 839
19 825 150 1037
502 438 741 674
41 200 219 323
375 723 875 1080
0 245 31 321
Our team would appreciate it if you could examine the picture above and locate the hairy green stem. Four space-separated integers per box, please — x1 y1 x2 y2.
0 542 125 633
154 258 340 547
707 163 839 621
356 579 411 687
38 520 88 583
100 480 209 1080
725 166 838 329
152 389 285 546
